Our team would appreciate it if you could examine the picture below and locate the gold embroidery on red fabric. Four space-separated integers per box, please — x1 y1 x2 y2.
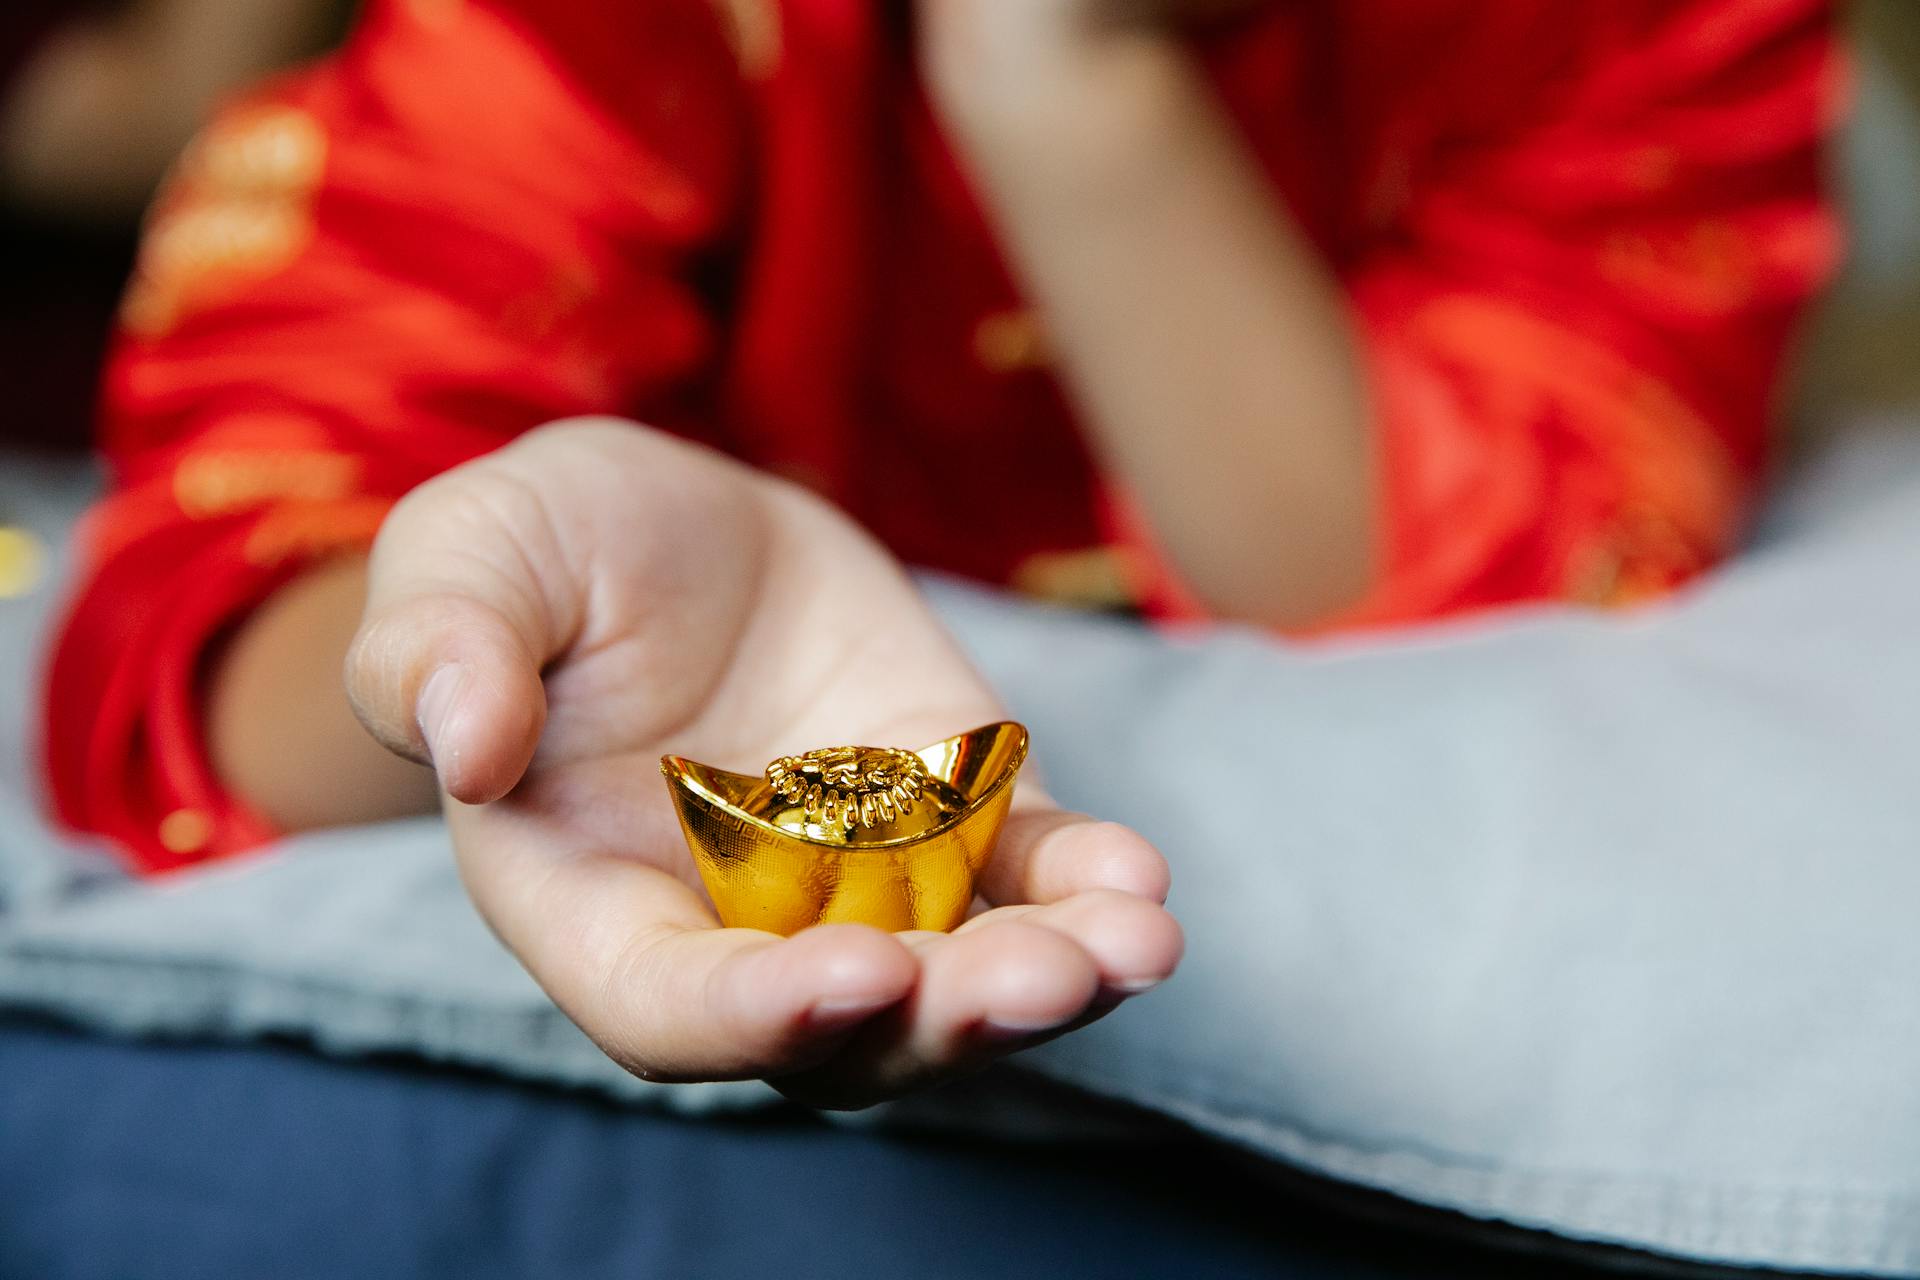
1566 505 1695 608
242 497 393 567
1408 296 1743 610
191 105 327 194
405 0 465 30
121 106 328 336
158 808 213 855
1622 145 1680 194
1599 218 1759 315
498 259 599 342
174 449 361 519
1011 547 1141 610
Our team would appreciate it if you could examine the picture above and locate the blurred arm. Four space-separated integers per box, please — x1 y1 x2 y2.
0 0 349 219
930 0 1843 629
43 0 746 870
931 33 1373 629
204 555 441 831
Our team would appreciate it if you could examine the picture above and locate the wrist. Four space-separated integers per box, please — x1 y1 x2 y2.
924 22 1193 163
209 555 440 832
936 44 1215 228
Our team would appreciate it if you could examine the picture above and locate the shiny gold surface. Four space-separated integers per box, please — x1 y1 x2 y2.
662 722 1028 935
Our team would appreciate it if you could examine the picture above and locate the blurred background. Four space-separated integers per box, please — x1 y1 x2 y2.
0 0 352 454
1803 0 1920 421
0 7 1916 1278
0 0 1915 463
3 0 1913 812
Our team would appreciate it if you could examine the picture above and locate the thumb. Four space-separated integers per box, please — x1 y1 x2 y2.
345 474 569 805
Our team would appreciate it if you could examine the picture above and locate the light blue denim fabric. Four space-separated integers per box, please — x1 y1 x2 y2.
4 425 1919 1274
944 423 1920 1275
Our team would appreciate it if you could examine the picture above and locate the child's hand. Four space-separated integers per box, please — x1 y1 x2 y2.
344 420 1181 1108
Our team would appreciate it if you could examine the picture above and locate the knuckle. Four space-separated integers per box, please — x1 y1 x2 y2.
378 469 567 620
591 921 708 1079
979 916 1082 964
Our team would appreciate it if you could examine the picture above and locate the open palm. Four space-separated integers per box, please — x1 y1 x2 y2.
346 420 1181 1108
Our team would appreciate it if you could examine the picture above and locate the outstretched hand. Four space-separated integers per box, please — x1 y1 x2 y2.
345 420 1181 1108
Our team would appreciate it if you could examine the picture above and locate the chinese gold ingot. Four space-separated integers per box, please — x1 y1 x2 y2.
661 722 1029 935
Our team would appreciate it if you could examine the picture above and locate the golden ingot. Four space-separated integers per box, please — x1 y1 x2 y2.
661 722 1028 935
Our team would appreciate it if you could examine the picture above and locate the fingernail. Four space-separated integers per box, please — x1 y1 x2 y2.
807 994 901 1032
1081 979 1161 1015
416 663 468 763
978 1013 1072 1042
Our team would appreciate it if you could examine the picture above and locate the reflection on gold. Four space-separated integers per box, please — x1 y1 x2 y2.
663 722 1028 935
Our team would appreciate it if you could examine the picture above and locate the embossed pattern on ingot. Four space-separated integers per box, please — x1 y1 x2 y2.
766 744 936 831
661 723 1028 935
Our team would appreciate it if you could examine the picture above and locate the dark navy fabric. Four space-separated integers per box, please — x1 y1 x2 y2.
0 1020 1620 1280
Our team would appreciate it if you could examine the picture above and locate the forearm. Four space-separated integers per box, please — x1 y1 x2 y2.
933 35 1375 627
1 0 343 218
208 556 440 832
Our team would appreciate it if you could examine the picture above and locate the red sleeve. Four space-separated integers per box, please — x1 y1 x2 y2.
1341 0 1848 627
42 0 747 873
1139 0 1845 630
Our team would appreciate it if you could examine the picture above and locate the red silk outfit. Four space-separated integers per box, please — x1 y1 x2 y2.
42 0 1843 873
